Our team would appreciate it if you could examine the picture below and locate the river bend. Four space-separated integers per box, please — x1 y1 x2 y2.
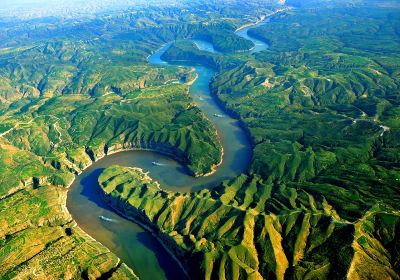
67 17 269 280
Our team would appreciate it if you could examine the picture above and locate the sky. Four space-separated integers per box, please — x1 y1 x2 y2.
0 0 178 20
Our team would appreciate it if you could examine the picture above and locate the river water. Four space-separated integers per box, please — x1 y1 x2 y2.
66 18 269 280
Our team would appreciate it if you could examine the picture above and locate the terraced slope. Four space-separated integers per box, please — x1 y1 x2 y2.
96 4 400 280
99 166 400 279
209 8 400 222
0 1 286 278
0 1 288 278
0 64 222 279
1 0 399 279
0 72 222 195
0 184 137 279
0 41 194 101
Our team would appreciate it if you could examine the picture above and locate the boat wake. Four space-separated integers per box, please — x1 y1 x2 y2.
152 161 165 166
213 113 224 118
99 215 119 223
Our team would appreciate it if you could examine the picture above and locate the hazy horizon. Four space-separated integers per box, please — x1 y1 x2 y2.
0 0 183 20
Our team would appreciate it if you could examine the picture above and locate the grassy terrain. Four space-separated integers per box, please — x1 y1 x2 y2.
193 30 254 53
210 8 400 218
99 165 400 279
161 41 234 70
99 3 399 280
0 0 400 279
0 184 137 279
0 1 285 277
0 63 222 197
0 67 223 278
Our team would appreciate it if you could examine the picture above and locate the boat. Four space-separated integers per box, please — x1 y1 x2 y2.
152 161 164 166
99 215 116 222
213 113 224 118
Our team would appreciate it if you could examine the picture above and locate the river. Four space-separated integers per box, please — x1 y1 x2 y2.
66 17 270 280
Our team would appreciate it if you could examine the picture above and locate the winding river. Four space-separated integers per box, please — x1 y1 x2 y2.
67 17 270 280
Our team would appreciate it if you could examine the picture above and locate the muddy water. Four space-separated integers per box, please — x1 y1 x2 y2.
67 17 269 280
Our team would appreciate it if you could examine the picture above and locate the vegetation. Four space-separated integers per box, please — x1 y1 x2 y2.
101 2 400 280
161 40 239 70
0 0 281 276
0 0 399 279
193 31 254 53
0 184 138 279
0 63 222 195
99 165 400 279
211 7 400 216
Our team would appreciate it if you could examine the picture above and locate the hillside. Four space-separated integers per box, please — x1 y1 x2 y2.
0 0 399 279
99 165 400 279
98 4 400 280
0 1 283 278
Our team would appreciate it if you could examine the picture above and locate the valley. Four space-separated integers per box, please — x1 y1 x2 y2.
0 0 399 279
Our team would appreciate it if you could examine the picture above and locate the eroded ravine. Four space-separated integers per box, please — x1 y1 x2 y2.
66 17 270 280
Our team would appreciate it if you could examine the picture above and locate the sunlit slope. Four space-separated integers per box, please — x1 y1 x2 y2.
210 7 400 218
0 2 283 278
98 5 400 280
161 41 237 70
99 166 400 279
0 0 399 279
0 41 196 101
0 77 222 197
0 63 221 279
0 184 137 279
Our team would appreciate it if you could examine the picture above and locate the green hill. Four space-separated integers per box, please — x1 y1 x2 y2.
0 0 399 279
99 165 400 279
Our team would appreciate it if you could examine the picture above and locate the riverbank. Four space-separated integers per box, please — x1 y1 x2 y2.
65 6 273 278
235 7 291 32
100 190 191 279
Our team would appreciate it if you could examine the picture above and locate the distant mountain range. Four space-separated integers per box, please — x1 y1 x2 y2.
0 0 284 21
0 0 179 20
286 0 400 8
